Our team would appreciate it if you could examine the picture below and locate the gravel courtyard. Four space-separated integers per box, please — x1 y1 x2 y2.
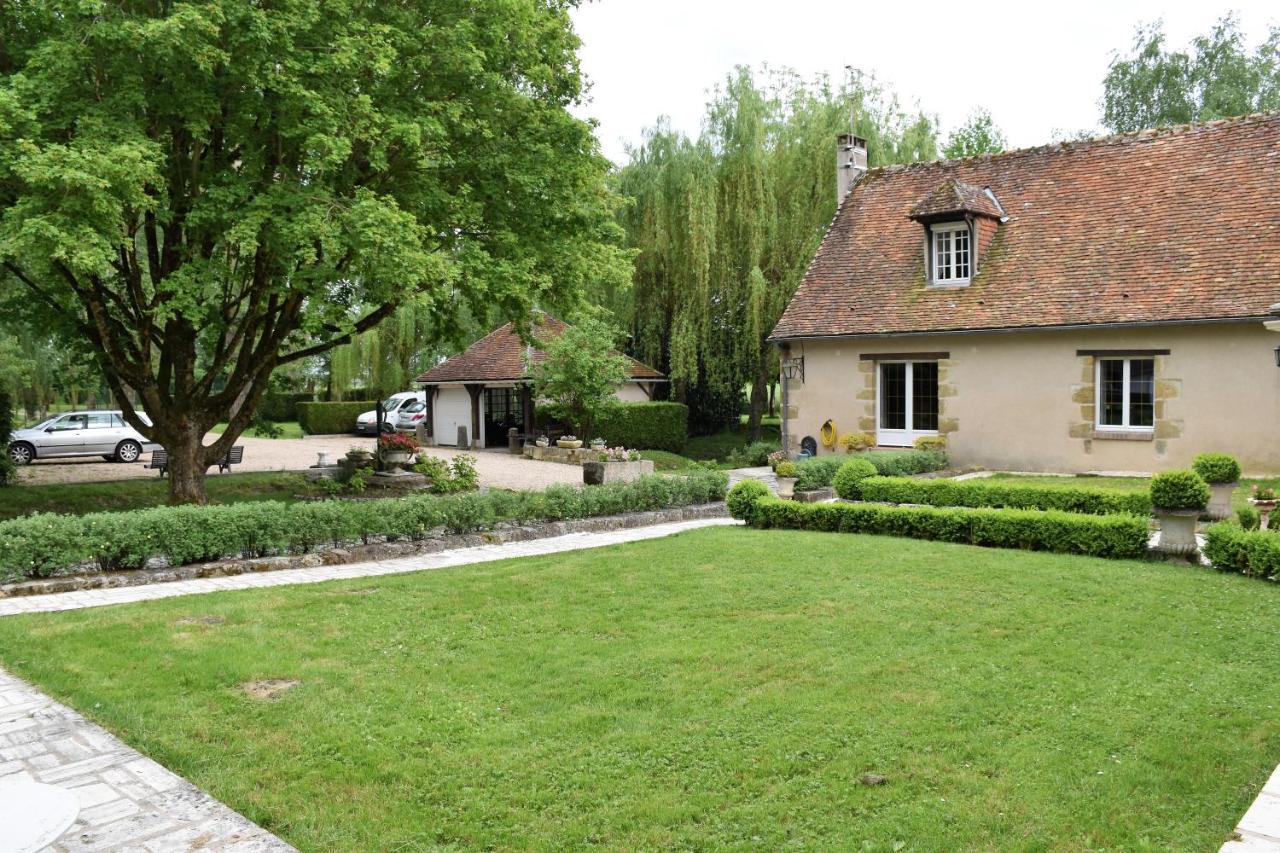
15 435 585 491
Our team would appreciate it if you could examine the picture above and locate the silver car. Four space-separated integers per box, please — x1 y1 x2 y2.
393 399 429 433
7 411 160 466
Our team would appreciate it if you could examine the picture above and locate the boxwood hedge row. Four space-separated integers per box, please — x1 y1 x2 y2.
0 470 728 582
744 496 1149 559
1202 523 1280 579
859 476 1152 516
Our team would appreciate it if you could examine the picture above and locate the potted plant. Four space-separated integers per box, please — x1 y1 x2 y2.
766 450 786 471
590 437 606 450
1250 484 1279 530
775 460 799 500
377 432 420 471
1192 452 1242 519
557 434 583 449
535 434 550 448
1150 468 1211 554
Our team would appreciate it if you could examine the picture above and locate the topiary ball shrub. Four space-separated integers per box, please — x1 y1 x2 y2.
1192 452 1242 485
1237 505 1262 531
1150 469 1211 511
726 479 770 522
833 458 878 501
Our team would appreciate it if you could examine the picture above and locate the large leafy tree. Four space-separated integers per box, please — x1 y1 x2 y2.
0 0 628 503
528 312 630 440
1103 15 1280 132
617 68 939 439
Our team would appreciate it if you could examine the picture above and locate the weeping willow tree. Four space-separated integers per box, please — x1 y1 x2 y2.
326 298 485 400
618 67 939 437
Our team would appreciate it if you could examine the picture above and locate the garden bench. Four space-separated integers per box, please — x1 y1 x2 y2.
148 446 244 477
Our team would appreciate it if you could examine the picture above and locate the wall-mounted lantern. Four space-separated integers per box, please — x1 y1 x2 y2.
781 356 805 383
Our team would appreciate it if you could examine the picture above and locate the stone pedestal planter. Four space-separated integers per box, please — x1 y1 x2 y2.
776 476 798 500
1253 499 1278 530
557 439 583 449
1207 482 1237 520
1154 508 1200 554
381 450 412 472
583 459 655 485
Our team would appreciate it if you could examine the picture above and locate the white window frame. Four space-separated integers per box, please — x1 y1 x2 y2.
875 360 940 447
930 221 971 286
1094 357 1155 432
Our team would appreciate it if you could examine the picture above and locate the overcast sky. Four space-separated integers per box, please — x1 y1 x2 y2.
570 1 1279 165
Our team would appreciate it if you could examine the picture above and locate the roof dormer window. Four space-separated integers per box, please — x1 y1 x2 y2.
931 222 970 285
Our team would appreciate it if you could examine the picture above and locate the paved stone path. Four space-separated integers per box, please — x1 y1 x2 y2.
0 668 293 852
1223 765 1280 850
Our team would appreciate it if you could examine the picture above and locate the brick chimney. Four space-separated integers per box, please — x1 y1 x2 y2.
836 133 868 202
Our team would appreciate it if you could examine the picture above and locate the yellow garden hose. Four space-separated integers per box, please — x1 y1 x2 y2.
820 419 838 450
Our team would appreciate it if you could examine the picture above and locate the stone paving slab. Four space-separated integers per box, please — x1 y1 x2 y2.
0 667 294 852
1224 765 1280 851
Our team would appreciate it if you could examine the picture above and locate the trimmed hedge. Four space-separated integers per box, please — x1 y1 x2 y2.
833 458 878 500
0 470 728 582
859 476 1152 516
296 401 375 435
1150 469 1210 511
727 480 770 522
745 497 1149 559
795 449 948 492
595 402 688 453
259 391 316 422
1203 523 1280 579
1192 452 1242 485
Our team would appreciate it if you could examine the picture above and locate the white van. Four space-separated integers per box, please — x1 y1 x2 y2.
354 391 425 435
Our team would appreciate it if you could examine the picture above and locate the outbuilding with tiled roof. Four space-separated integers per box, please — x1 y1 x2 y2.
414 314 665 447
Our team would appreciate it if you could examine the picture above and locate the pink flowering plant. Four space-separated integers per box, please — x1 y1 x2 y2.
377 432 420 454
1251 484 1277 502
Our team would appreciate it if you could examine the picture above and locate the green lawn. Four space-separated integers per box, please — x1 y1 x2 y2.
0 472 320 519
210 421 305 439
2 527 1278 849
990 472 1280 514
686 420 781 462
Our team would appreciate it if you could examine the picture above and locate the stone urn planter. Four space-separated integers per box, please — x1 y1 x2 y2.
590 440 607 451
380 450 412 472
1251 499 1278 530
1154 508 1200 554
1206 482 1238 520
557 439 583 449
775 476 798 500
535 437 549 448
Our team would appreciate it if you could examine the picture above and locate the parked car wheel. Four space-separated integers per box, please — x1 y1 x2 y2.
7 442 34 466
114 440 142 463
102 455 116 462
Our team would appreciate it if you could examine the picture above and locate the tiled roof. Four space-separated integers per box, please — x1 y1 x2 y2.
909 179 1004 220
772 114 1280 340
415 315 665 384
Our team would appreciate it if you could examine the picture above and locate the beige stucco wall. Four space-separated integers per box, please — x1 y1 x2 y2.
615 381 653 403
781 322 1280 476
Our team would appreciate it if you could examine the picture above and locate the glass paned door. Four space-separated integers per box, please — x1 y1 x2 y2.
878 361 940 447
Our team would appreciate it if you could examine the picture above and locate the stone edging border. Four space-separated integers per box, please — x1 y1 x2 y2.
1 502 728 600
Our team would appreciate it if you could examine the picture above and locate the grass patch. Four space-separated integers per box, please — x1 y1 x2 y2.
210 421 305 439
638 450 707 471
0 472 320 520
2 528 1278 848
686 422 780 462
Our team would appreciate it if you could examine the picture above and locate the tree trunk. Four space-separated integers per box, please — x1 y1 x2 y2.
746 351 770 441
767 382 776 417
161 425 210 505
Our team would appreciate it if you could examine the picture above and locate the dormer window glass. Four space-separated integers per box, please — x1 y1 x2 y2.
931 222 970 284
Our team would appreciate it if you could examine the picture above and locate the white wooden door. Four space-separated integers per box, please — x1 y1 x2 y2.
433 387 473 446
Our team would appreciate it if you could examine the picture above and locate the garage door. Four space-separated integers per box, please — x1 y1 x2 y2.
433 387 476 446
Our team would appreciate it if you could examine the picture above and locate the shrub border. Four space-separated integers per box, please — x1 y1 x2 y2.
858 476 1152 516
746 496 1150 559
1 502 729 599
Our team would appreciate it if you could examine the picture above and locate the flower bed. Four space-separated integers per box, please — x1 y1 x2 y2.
858 476 1152 516
0 470 728 583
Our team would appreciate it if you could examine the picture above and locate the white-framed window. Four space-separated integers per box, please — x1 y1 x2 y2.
930 222 971 284
876 360 940 447
1096 358 1155 431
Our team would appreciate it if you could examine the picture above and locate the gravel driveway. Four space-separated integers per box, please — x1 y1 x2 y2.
16 435 584 492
